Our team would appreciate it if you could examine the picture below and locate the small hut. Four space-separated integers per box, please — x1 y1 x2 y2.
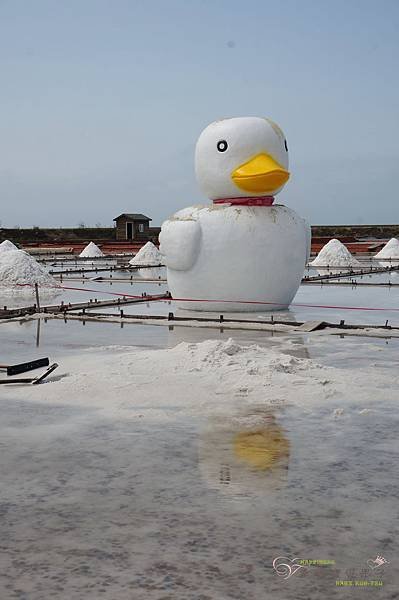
113 214 152 241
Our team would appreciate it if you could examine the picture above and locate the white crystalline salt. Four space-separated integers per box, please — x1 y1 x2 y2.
0 249 58 287
129 242 162 266
79 242 104 258
3 337 390 419
311 238 361 267
0 239 19 252
374 238 399 259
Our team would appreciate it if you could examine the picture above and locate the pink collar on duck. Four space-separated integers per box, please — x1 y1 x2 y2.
213 196 274 206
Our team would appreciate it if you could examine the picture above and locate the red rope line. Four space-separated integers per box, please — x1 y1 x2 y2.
16 283 399 312
59 285 143 298
16 283 143 299
171 297 399 312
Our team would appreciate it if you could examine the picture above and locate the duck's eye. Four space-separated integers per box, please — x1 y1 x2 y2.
284 139 288 152
217 140 228 152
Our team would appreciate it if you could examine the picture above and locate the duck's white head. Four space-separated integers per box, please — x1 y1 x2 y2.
195 116 289 201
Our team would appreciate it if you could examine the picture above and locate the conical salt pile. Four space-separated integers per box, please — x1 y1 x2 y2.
0 249 58 287
0 239 19 252
129 242 162 266
79 242 104 258
311 239 360 267
129 242 164 279
374 238 399 260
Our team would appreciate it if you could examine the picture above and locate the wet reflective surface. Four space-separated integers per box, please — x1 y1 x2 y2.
1 385 398 598
1 275 399 598
1 264 399 326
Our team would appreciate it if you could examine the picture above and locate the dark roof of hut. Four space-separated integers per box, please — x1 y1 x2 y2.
113 214 152 221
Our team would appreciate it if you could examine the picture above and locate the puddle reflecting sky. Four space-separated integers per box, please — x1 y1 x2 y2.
1 390 398 599
1 274 399 598
1 266 399 326
1 315 399 370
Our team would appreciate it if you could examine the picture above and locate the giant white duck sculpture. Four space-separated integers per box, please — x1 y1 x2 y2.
159 116 310 311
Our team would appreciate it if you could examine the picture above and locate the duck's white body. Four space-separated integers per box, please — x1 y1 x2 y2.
160 203 310 311
160 116 310 311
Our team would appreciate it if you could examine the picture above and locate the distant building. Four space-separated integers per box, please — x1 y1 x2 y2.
113 213 160 242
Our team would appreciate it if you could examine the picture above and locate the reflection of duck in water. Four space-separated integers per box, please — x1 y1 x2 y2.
198 408 290 501
167 327 311 360
233 425 289 471
166 323 299 347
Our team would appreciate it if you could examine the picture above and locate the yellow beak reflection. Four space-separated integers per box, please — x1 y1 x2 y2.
233 425 290 471
232 153 290 194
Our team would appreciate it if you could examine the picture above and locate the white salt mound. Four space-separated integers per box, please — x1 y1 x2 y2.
311 239 361 267
0 239 19 252
374 238 399 259
0 249 58 287
129 242 162 266
79 242 104 258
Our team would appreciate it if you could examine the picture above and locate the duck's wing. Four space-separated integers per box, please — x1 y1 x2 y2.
159 218 202 271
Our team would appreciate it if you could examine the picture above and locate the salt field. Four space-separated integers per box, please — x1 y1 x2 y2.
2 1 399 596
1 238 398 600
1 259 399 599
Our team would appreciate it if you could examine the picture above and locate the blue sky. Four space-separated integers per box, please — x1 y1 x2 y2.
1 0 398 227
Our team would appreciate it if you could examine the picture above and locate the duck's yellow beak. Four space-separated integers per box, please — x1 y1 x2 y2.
232 153 290 194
